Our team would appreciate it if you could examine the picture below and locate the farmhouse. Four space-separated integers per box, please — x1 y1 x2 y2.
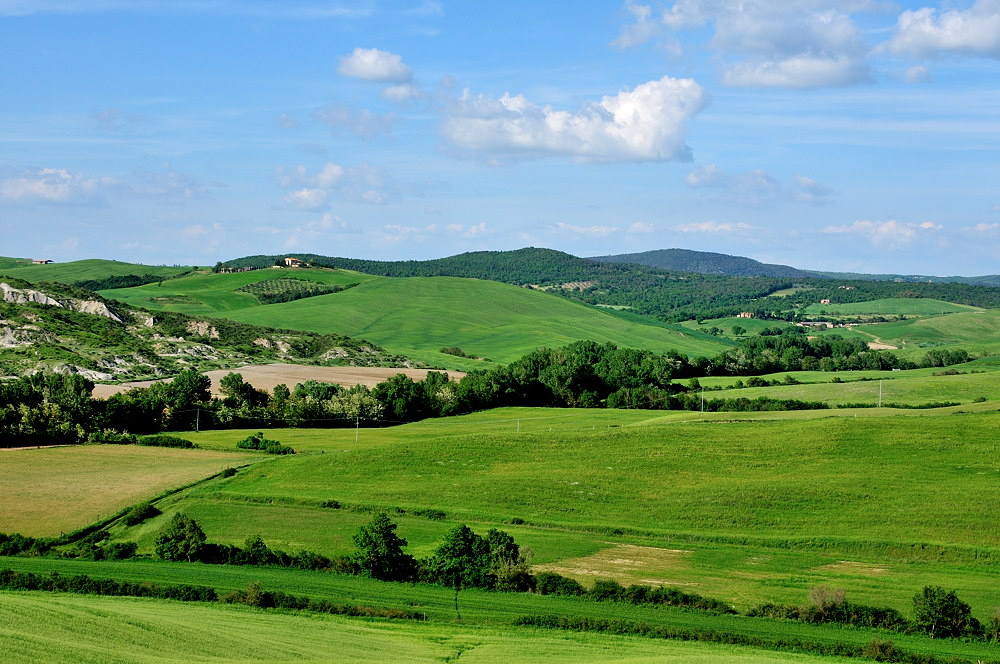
31 259 53 264
736 312 755 318
283 257 304 268
820 298 831 304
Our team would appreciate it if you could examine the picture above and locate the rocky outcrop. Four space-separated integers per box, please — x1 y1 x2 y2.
70 299 124 323
0 282 61 307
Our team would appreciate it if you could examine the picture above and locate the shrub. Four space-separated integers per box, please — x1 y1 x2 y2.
138 434 195 449
235 431 295 455
122 502 160 526
912 586 982 638
534 572 585 596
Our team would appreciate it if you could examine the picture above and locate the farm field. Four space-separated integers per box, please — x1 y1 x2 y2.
0 258 190 285
4 557 1000 664
801 298 981 316
100 266 378 316
71 406 1000 616
0 445 256 536
90 364 465 399
0 591 857 664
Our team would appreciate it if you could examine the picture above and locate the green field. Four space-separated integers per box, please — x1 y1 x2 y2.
105 272 728 366
0 258 191 285
61 407 998 617
802 298 981 316
2 591 864 664
100 266 378 316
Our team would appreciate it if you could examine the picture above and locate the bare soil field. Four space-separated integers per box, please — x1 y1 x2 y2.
91 364 465 399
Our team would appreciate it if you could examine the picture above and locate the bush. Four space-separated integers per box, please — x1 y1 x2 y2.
235 432 295 455
534 572 586 596
122 502 160 526
912 586 982 639
138 434 195 449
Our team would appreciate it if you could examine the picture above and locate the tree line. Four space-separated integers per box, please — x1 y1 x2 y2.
0 336 975 445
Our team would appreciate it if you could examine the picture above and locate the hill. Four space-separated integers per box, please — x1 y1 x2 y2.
218 276 729 367
590 248 814 278
0 258 192 287
0 278 409 380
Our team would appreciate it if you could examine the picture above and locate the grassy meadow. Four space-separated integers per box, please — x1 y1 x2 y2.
1 591 865 664
58 406 997 617
801 298 982 317
0 258 190 284
105 271 727 366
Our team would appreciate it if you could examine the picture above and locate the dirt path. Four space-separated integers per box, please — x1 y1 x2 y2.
92 364 465 399
854 329 899 350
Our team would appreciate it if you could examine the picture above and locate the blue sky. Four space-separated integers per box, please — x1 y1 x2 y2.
2 1 999 275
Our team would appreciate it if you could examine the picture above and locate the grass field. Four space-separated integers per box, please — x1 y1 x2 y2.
0 258 191 284
100 266 378 316
802 298 981 316
69 407 1000 616
4 558 1000 664
0 445 256 536
1 591 862 664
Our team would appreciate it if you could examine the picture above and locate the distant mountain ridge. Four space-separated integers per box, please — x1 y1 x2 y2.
590 249 814 278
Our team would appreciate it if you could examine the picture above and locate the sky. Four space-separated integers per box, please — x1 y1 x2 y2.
2 1 1000 275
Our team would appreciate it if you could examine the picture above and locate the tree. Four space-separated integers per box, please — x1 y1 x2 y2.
429 524 492 619
351 512 415 582
154 513 206 562
912 586 981 639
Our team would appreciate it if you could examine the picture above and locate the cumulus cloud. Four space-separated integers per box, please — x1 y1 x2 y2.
886 0 1000 59
674 221 754 233
617 1 873 88
338 47 413 83
276 161 397 207
446 222 490 238
686 164 833 205
627 221 655 233
903 64 932 83
0 168 112 205
823 219 942 249
441 76 707 162
313 103 397 139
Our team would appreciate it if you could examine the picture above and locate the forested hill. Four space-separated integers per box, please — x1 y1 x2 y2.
589 249 815 278
224 248 645 285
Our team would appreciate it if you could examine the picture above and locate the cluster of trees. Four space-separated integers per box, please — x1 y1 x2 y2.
235 278 356 305
1 333 976 445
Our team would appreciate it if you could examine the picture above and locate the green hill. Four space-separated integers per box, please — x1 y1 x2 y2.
219 276 729 367
590 248 813 278
0 258 192 286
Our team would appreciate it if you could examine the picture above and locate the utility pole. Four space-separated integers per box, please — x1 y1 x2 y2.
195 408 200 432
878 380 882 408
355 416 359 442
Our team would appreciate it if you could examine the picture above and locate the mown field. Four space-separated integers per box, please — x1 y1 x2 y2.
1 590 863 664
801 298 981 317
0 445 258 536
105 272 727 367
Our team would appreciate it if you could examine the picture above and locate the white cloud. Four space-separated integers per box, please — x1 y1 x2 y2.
550 222 620 237
886 0 1000 59
276 161 397 207
685 164 833 205
674 221 754 233
903 64 932 83
627 221 655 233
382 83 421 103
822 219 942 249
620 1 873 88
963 222 1000 234
0 168 112 205
441 76 707 162
313 103 397 139
338 47 413 83
446 222 490 238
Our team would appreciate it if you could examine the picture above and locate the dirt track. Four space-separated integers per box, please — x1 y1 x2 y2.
91 364 465 399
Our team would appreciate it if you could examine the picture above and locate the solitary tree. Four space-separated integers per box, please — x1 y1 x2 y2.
154 513 206 563
351 512 415 582
429 525 492 619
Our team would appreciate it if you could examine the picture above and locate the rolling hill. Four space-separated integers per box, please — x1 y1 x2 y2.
590 248 814 278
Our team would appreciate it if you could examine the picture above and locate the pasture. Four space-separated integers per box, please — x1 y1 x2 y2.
94 407 1000 614
4 558 1000 664
802 298 981 317
100 266 377 316
0 445 255 536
